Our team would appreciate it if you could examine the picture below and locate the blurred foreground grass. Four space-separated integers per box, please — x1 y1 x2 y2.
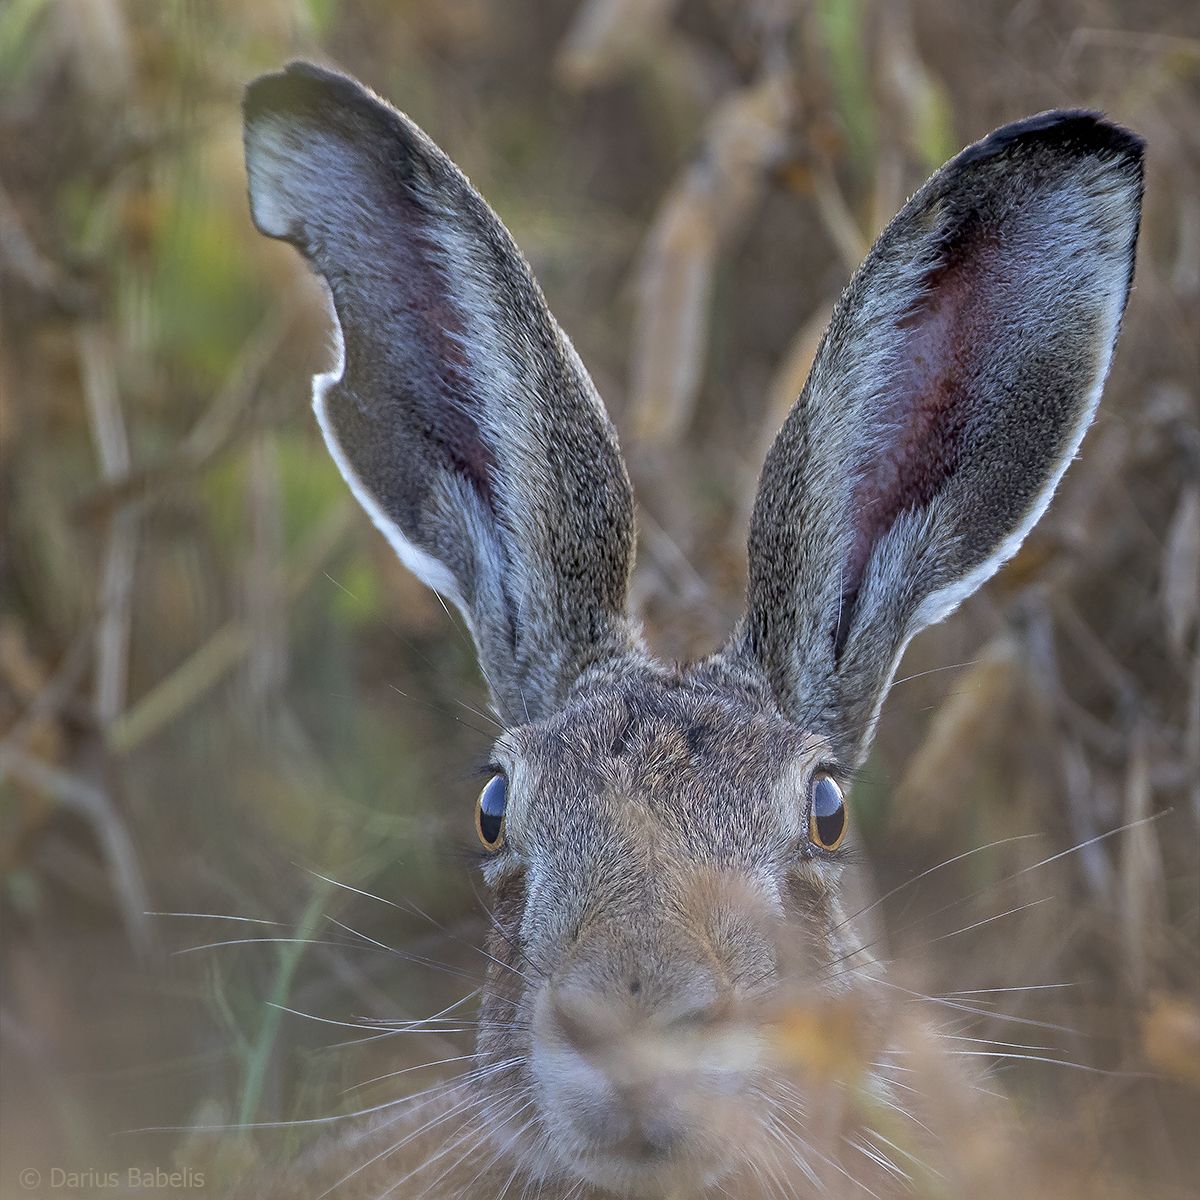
1 1 1198 1196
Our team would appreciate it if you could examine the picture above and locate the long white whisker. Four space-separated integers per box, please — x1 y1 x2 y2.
845 1133 911 1184
924 1049 1154 1076
922 895 1054 944
127 1069 498 1135
319 1083 527 1200
830 833 1043 934
147 911 286 925
870 977 1085 1036
340 1052 484 1097
171 937 365 956
941 983 1075 996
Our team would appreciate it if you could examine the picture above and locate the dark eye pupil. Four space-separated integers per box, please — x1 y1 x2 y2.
811 775 845 848
477 773 507 847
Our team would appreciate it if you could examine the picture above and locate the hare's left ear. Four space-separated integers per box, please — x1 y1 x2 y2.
732 111 1144 763
243 62 641 724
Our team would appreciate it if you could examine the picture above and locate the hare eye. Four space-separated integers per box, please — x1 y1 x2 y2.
476 773 508 850
808 774 847 852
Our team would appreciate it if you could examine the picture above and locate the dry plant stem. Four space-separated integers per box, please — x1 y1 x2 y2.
737 302 834 534
1119 725 1167 997
78 306 294 519
1060 738 1116 902
555 0 681 87
633 504 720 614
0 743 150 952
1161 485 1200 653
109 500 354 755
1052 594 1143 710
812 161 869 274
55 0 133 104
0 179 90 310
629 70 793 445
78 323 137 727
245 431 288 710
1024 606 1117 901
1188 644 1200 822
0 622 95 751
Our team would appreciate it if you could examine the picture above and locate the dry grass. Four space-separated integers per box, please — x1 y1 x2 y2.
1 0 1197 1196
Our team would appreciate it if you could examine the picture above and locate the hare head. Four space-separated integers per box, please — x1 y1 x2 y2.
243 62 1142 1197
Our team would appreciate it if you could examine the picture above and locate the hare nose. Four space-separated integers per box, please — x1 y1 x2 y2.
548 965 728 1057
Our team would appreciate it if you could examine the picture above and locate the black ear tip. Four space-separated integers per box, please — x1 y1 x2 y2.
960 109 1145 173
242 60 367 126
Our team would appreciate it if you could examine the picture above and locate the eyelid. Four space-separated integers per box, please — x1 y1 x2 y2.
811 764 851 795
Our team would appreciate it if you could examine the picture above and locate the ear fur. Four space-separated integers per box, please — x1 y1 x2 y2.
734 111 1144 762
243 62 642 723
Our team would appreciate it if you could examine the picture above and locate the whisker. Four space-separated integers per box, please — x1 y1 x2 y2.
921 895 1054 945
317 1092 491 1200
171 937 364 957
319 1080 530 1200
889 813 1168 948
387 683 493 739
844 1133 911 1185
147 911 286 926
890 658 982 688
941 983 1075 996
873 978 1086 1036
324 916 486 984
865 1125 939 1179
429 590 520 726
923 1049 1154 1077
830 833 1043 935
309 869 532 984
266 1001 518 1039
126 1068 497 1135
397 894 533 985
340 1052 483 1097
938 1032 1057 1053
306 868 400 909
418 1099 539 1200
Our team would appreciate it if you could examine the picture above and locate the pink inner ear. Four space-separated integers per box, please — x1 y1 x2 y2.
392 222 498 510
836 235 997 650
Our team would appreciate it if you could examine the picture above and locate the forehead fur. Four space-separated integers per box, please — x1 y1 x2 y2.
501 664 821 869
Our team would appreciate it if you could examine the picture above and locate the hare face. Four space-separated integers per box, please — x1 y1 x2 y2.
243 60 1142 1199
473 667 863 1195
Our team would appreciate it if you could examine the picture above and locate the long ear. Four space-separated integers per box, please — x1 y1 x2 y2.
243 62 642 723
733 111 1144 763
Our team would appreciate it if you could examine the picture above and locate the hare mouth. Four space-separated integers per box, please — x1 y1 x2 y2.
539 1089 750 1196
560 1146 731 1198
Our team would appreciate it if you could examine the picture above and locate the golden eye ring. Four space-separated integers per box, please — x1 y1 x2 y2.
476 773 508 851
808 773 847 852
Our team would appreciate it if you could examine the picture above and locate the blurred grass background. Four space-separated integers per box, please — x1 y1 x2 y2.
0 0 1198 1195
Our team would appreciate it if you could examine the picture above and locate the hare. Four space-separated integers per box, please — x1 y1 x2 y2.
240 61 1143 1199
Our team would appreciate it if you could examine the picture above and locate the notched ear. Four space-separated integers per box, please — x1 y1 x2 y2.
243 62 642 724
736 110 1144 762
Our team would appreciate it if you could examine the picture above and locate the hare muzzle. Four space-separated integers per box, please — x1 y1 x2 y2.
529 898 777 1192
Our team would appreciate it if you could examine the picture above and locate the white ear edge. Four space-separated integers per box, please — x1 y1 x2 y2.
310 292 467 611
247 113 465 607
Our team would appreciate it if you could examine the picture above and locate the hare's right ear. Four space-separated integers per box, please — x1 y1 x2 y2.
734 112 1143 764
243 62 641 723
